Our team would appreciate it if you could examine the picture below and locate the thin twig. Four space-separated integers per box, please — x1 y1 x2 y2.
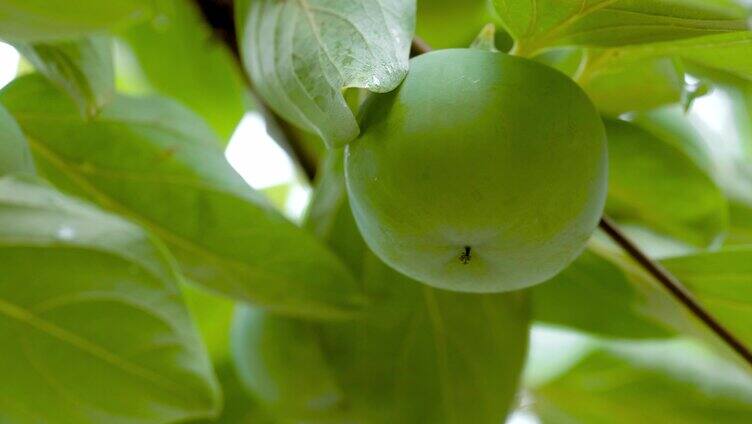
599 217 752 368
194 0 318 182
410 36 432 56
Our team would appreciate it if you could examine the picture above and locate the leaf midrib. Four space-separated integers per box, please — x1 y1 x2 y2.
0 297 193 400
26 136 358 316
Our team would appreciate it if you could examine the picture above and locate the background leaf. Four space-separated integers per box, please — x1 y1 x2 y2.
14 36 114 117
534 339 752 423
232 267 530 424
663 249 752 353
604 118 728 248
630 106 716 174
582 57 684 116
188 360 277 424
182 286 278 424
492 0 746 55
120 0 247 141
416 0 506 49
533 249 673 339
235 0 415 147
578 31 752 88
1 74 363 320
0 0 151 42
0 102 34 176
0 176 219 423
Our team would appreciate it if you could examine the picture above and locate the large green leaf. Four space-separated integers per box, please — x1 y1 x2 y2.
0 102 34 176
605 119 728 248
578 31 752 87
1 74 363 320
14 36 114 117
533 249 673 339
121 0 247 141
492 0 746 55
0 176 219 423
232 275 530 424
535 339 752 423
0 0 151 42
235 0 415 147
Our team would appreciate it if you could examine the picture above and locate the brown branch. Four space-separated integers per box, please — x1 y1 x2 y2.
599 217 752 368
199 5 752 368
195 0 318 182
410 36 432 56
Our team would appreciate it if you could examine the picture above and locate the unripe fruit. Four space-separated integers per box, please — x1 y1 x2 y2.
345 49 607 293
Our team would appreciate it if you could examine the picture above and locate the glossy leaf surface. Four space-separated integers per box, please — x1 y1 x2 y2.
121 0 247 141
15 36 114 117
236 0 415 147
1 75 362 320
0 176 219 423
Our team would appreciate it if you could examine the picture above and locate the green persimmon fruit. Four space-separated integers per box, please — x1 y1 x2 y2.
345 48 607 293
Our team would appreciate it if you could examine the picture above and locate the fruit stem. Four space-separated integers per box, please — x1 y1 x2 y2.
599 216 752 369
411 36 432 56
194 0 319 182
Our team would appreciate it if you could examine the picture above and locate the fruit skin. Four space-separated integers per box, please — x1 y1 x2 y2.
345 48 607 293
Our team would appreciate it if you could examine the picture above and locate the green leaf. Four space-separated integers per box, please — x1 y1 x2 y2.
0 176 219 423
235 0 415 148
581 56 684 116
663 249 752 352
1 74 363 320
121 0 247 141
232 275 530 424
630 105 716 174
416 0 500 49
0 102 34 176
535 339 752 423
605 119 728 248
0 0 151 42
585 238 752 364
492 0 747 55
579 31 752 86
231 306 343 420
533 249 673 339
182 284 236 362
727 200 752 246
14 36 114 117
724 80 752 159
189 360 277 424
